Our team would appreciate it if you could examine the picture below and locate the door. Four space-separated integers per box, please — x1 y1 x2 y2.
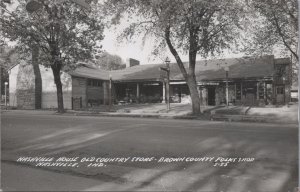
207 87 215 105
276 85 285 104
245 93 255 106
243 82 256 106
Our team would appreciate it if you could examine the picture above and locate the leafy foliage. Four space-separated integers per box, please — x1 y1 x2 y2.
243 0 298 61
92 51 125 70
1 0 104 70
0 0 105 112
103 0 243 114
0 47 19 95
104 0 242 58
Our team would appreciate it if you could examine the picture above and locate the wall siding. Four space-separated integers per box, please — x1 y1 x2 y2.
9 64 20 107
42 91 72 109
72 77 87 107
9 63 72 109
87 86 104 103
15 62 37 109
40 66 72 109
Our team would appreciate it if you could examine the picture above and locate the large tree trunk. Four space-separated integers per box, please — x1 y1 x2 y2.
51 66 64 113
186 75 201 114
165 28 201 115
187 33 201 114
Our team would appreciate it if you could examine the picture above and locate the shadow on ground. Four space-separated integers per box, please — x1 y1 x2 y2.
2 115 298 191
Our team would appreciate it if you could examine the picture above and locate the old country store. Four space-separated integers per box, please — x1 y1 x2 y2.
69 55 291 108
8 55 292 109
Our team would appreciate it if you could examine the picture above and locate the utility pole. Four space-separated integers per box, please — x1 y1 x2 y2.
109 74 112 111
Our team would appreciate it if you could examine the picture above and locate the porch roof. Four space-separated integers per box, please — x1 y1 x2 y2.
111 55 276 82
70 55 282 82
68 64 110 80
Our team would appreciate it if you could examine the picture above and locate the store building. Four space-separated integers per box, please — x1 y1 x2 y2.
8 55 291 109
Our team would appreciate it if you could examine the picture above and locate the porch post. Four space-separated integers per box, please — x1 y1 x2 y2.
136 83 140 103
240 82 243 101
103 82 107 105
109 75 112 110
272 83 276 105
198 86 202 106
264 82 266 101
256 82 259 100
234 83 237 99
226 73 229 106
162 82 166 103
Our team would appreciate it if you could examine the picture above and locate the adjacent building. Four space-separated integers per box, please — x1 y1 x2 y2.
8 55 292 109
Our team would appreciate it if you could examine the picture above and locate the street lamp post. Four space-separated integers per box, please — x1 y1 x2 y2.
4 82 8 109
160 57 171 111
225 66 229 107
109 74 112 111
165 57 170 111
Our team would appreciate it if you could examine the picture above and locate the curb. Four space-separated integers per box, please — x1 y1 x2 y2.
73 112 161 119
3 110 297 124
59 111 204 120
210 114 298 124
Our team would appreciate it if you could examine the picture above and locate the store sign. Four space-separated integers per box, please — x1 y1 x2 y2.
170 82 186 85
198 82 219 86
143 83 160 86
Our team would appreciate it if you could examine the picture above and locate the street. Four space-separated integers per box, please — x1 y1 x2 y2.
1 111 299 191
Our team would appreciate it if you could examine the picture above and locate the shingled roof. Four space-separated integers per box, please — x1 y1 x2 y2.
68 64 110 80
70 55 282 82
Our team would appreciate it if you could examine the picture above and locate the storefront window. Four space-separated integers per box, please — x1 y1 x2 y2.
277 86 284 94
88 79 102 87
258 82 264 99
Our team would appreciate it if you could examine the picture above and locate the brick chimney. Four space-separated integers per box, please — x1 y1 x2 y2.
16 44 42 109
126 58 140 68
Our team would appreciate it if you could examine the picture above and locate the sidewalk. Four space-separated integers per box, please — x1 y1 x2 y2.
1 103 198 119
210 103 298 124
2 103 298 124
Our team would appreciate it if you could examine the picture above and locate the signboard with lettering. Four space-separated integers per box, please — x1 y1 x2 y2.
197 82 219 86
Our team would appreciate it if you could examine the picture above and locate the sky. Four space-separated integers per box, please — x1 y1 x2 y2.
100 22 180 65
101 26 245 65
3 0 256 66
101 28 164 65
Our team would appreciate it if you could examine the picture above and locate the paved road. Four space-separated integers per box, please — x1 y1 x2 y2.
1 112 298 191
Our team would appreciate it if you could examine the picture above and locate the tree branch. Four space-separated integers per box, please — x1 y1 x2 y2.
272 11 298 60
164 26 188 80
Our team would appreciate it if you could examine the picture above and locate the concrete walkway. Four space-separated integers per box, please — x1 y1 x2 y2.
1 102 298 124
210 103 298 124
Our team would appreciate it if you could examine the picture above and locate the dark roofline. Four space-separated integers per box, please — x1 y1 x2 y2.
11 55 287 83
138 55 277 66
201 76 273 81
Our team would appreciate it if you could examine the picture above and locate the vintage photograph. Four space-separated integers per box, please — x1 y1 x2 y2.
0 0 298 191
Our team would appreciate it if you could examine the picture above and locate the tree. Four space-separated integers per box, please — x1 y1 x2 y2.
243 0 298 61
242 0 298 84
93 51 125 70
0 0 104 112
0 47 19 96
103 0 242 114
